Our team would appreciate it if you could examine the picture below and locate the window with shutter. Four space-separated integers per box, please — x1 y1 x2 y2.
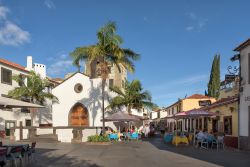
1 67 12 85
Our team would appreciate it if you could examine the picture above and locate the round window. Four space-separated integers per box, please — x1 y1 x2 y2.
74 83 83 93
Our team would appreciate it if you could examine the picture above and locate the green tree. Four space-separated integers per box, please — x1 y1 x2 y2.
207 54 220 98
8 71 58 125
70 21 139 130
107 80 154 114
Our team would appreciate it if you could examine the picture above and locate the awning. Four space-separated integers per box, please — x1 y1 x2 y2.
0 96 44 108
174 109 216 118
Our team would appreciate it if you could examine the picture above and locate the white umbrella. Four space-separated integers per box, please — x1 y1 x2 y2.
0 96 44 108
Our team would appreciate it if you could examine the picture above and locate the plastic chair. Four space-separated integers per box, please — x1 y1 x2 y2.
212 136 225 151
6 146 23 167
28 142 36 162
130 133 139 140
164 134 173 143
108 134 118 141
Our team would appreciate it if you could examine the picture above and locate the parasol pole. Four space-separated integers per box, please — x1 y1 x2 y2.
193 117 196 146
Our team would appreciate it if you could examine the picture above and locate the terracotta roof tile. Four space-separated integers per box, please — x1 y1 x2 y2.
0 58 29 73
186 94 212 99
234 38 250 51
202 96 238 110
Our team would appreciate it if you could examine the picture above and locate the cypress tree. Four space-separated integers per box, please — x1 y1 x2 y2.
207 54 220 98
215 55 221 98
205 90 208 96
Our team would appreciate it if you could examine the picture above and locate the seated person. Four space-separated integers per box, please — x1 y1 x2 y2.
196 129 205 140
130 126 135 133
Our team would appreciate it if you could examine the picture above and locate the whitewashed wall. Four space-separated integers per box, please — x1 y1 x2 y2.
52 73 117 128
0 109 33 131
36 128 53 135
239 45 250 136
150 111 158 120
56 129 73 143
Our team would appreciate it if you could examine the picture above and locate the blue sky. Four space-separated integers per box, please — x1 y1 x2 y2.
0 0 249 107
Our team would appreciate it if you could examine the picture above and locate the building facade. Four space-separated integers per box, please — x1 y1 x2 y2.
233 38 250 150
163 94 216 131
0 56 58 139
0 58 32 137
85 60 127 90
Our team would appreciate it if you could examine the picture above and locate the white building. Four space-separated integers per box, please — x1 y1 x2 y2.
233 38 250 150
52 72 116 128
0 58 33 137
0 56 56 139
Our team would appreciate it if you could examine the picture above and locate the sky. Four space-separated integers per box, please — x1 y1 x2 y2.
0 0 249 107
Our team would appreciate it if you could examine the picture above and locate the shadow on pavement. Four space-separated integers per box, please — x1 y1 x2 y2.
27 148 102 167
145 134 250 167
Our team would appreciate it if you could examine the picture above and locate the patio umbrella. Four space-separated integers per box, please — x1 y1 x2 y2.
102 111 141 122
102 111 142 133
174 109 216 118
0 96 44 108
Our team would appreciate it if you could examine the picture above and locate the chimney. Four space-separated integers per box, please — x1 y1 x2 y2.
26 56 33 71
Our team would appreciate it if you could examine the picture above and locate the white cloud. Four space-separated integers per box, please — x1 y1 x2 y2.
0 5 30 46
0 6 9 20
185 12 208 32
187 12 197 20
44 0 55 9
47 54 72 76
0 21 30 46
186 26 194 31
150 74 208 91
151 74 208 107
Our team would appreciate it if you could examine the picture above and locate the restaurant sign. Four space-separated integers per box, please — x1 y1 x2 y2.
199 100 211 107
245 96 250 102
225 74 236 82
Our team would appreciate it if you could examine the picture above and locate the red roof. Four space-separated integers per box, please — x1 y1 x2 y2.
0 58 29 73
202 96 238 110
186 94 212 99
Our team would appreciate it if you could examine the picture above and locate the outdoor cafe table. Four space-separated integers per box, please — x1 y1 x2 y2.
3 143 29 152
172 136 189 146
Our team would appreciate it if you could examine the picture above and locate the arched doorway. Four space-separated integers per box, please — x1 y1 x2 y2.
69 103 89 126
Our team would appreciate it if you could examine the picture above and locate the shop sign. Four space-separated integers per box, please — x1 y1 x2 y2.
245 96 250 102
199 100 211 106
225 74 235 82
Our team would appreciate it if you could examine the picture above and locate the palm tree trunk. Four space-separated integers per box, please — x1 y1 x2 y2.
127 105 131 115
102 78 106 132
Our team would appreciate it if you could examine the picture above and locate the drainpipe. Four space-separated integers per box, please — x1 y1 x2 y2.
237 55 241 150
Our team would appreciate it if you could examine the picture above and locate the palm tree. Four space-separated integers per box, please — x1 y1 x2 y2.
107 80 155 114
70 21 139 130
8 71 58 125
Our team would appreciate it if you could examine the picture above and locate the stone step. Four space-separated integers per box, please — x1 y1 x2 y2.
35 134 57 139
29 134 60 143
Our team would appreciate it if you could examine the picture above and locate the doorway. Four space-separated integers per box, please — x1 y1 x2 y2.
5 121 15 136
212 119 218 133
69 103 89 126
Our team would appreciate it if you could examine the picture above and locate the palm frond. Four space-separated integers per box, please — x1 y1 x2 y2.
109 86 125 97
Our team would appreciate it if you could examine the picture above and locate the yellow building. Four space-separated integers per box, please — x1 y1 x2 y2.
164 94 216 131
203 97 238 137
